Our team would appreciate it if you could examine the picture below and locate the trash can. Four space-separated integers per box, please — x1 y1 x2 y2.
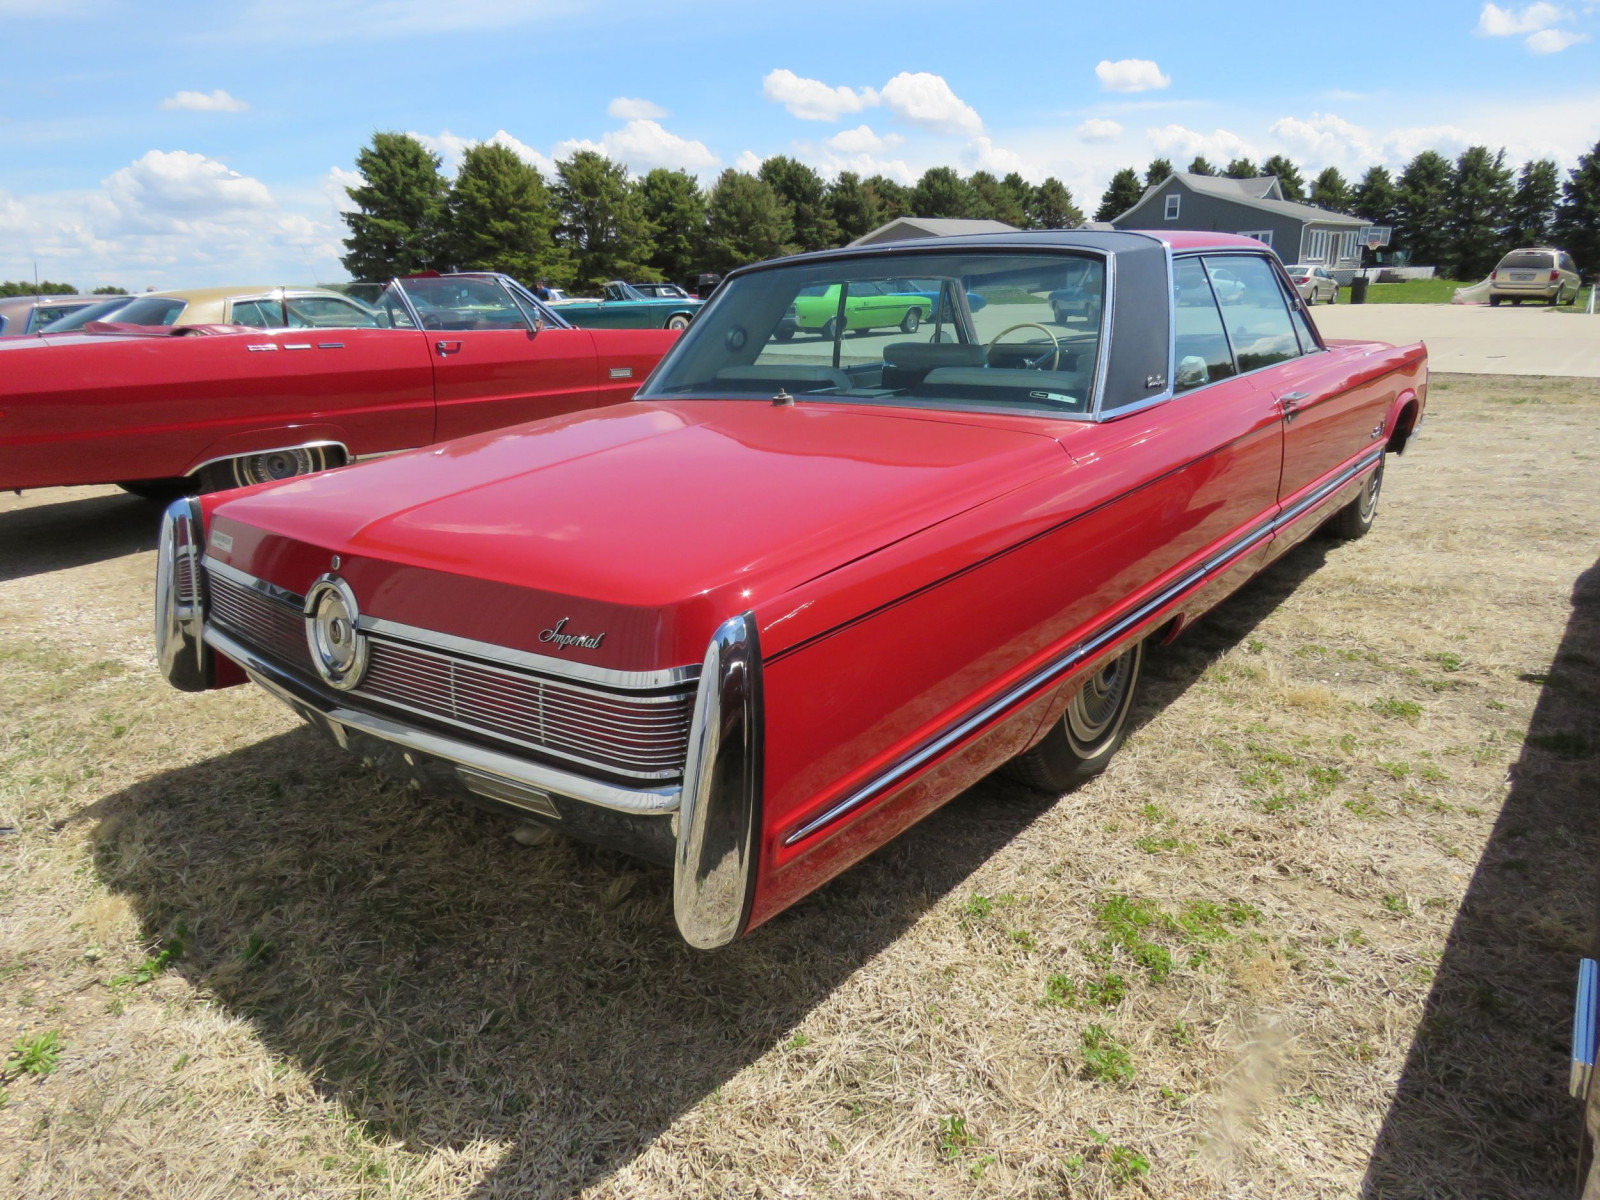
1350 274 1369 304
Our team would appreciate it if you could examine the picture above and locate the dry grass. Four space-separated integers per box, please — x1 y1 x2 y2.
1 373 1597 1199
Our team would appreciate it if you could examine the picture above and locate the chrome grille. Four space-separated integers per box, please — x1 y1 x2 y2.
174 552 198 606
202 563 695 783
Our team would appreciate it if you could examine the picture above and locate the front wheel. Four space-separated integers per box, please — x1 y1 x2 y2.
900 307 921 334
1326 457 1383 540
1007 638 1144 792
665 313 691 331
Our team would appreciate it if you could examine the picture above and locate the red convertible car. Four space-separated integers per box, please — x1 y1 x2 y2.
0 272 675 496
156 231 1426 948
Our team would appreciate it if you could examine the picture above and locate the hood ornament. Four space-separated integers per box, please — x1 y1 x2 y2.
539 617 606 651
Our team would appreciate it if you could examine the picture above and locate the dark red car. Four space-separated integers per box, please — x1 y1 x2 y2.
157 232 1426 947
0 273 676 495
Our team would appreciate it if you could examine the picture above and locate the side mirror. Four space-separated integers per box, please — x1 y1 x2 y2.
1176 355 1209 389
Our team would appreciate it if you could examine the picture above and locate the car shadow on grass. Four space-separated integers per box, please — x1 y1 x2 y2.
1361 558 1600 1199
82 535 1338 1198
0 489 163 583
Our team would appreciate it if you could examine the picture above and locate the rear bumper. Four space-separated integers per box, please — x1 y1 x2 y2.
1489 284 1559 299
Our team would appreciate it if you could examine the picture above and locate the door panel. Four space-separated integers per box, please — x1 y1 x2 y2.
431 327 601 441
1268 348 1390 505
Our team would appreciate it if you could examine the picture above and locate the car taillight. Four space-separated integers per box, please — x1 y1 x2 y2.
1491 270 1499 281
1550 270 1561 282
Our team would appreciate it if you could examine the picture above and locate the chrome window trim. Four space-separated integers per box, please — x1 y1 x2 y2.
205 624 681 816
781 447 1384 847
1086 248 1116 418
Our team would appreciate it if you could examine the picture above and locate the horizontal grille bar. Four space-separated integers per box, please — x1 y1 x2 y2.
202 565 695 783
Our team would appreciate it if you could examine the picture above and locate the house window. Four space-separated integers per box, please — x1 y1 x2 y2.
1338 231 1359 261
1164 194 1181 220
1238 229 1273 247
1303 228 1330 262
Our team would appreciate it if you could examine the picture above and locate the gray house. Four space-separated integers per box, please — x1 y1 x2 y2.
848 216 1018 247
1112 173 1366 269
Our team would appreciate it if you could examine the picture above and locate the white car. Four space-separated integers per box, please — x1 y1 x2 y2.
1286 265 1339 305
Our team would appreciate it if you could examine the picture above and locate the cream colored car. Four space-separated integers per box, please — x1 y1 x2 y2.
1489 248 1581 307
45 286 383 332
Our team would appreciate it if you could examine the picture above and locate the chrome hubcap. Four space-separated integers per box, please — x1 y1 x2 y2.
1065 644 1138 751
239 448 317 485
1359 463 1383 521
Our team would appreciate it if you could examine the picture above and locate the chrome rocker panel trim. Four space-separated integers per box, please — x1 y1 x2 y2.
203 624 681 817
673 612 763 950
782 447 1385 847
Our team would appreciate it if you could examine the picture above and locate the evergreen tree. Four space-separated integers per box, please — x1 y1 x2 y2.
637 168 706 284
758 155 839 252
1144 158 1175 189
910 166 974 218
1508 158 1560 247
1446 146 1513 279
0 280 75 296
969 170 1025 226
341 131 450 279
552 150 658 287
1260 154 1304 200
1310 166 1352 213
1555 138 1600 272
1394 150 1455 269
92 285 129 295
826 171 877 244
446 142 560 283
863 174 911 223
1224 157 1260 179
1027 177 1083 228
1187 156 1217 176
703 169 792 272
1095 167 1144 221
1001 173 1035 225
1352 165 1400 231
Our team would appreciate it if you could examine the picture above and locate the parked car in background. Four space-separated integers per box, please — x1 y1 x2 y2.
1 272 676 496
0 293 120 337
156 230 1427 949
632 282 694 300
548 280 702 330
42 285 383 332
1489 248 1581 306
1286 265 1339 304
886 276 990 321
779 280 935 339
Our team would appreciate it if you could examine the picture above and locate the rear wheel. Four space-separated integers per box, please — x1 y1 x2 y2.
900 307 921 334
1549 289 1563 307
204 445 339 491
1490 296 1502 307
665 313 691 331
1007 639 1144 792
1326 457 1384 540
819 317 839 342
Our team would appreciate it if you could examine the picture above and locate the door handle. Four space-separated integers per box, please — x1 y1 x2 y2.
1280 391 1309 421
435 340 462 356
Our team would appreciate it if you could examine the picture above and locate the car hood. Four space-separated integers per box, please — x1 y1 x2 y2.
207 399 1068 670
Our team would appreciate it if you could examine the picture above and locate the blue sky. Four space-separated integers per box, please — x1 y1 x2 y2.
2 0 1596 287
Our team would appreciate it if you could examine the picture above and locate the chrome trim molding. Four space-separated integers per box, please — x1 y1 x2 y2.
205 624 681 816
203 556 303 608
782 448 1384 848
155 497 211 692
673 612 764 950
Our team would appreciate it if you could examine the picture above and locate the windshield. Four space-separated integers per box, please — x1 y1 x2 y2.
640 251 1106 418
1498 251 1554 270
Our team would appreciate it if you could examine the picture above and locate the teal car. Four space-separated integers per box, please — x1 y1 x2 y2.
548 280 701 331
779 281 934 340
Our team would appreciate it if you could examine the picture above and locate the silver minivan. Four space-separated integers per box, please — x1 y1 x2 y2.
1489 247 1581 306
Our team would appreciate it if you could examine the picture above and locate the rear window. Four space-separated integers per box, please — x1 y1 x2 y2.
1498 251 1554 270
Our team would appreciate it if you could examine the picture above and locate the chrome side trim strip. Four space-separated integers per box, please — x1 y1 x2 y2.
674 612 763 949
781 448 1384 848
205 624 681 815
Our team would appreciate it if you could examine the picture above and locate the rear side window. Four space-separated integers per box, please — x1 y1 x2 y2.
230 299 280 327
1204 255 1300 373
1499 250 1554 270
110 297 187 326
1173 258 1237 391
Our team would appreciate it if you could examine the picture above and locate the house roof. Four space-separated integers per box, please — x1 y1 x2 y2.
848 216 1019 247
1117 172 1365 228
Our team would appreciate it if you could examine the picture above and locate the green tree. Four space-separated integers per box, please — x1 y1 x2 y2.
637 168 706 284
1446 145 1513 279
0 280 75 296
341 131 450 279
1187 156 1217 176
1224 157 1260 179
1144 158 1175 190
92 285 129 295
1095 167 1144 222
758 155 838 252
445 142 560 283
1394 150 1455 269
1310 166 1352 213
1352 165 1400 230
1508 158 1560 247
1260 154 1304 200
703 169 792 272
969 170 1025 225
826 171 877 244
864 175 911 223
1002 173 1035 225
910 167 974 219
1555 138 1600 272
552 150 658 287
1027 177 1083 228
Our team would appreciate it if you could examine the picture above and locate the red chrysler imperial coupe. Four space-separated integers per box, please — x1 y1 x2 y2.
156 231 1427 948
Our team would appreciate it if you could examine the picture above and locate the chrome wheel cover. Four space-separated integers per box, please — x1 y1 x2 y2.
1359 462 1383 522
235 447 320 486
1065 645 1138 754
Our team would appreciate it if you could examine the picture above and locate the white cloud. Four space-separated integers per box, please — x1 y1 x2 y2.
825 124 902 155
969 136 1038 180
321 165 363 214
1076 118 1124 142
761 69 879 121
607 96 669 120
1268 112 1382 165
1476 2 1566 35
1384 123 1473 162
1096 59 1171 93
1527 26 1591 49
1147 123 1255 163
878 71 982 135
588 119 719 172
814 150 917 185
103 149 274 229
484 130 557 176
734 150 763 174
160 89 249 113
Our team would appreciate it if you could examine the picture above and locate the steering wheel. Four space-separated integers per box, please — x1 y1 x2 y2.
987 322 1061 370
